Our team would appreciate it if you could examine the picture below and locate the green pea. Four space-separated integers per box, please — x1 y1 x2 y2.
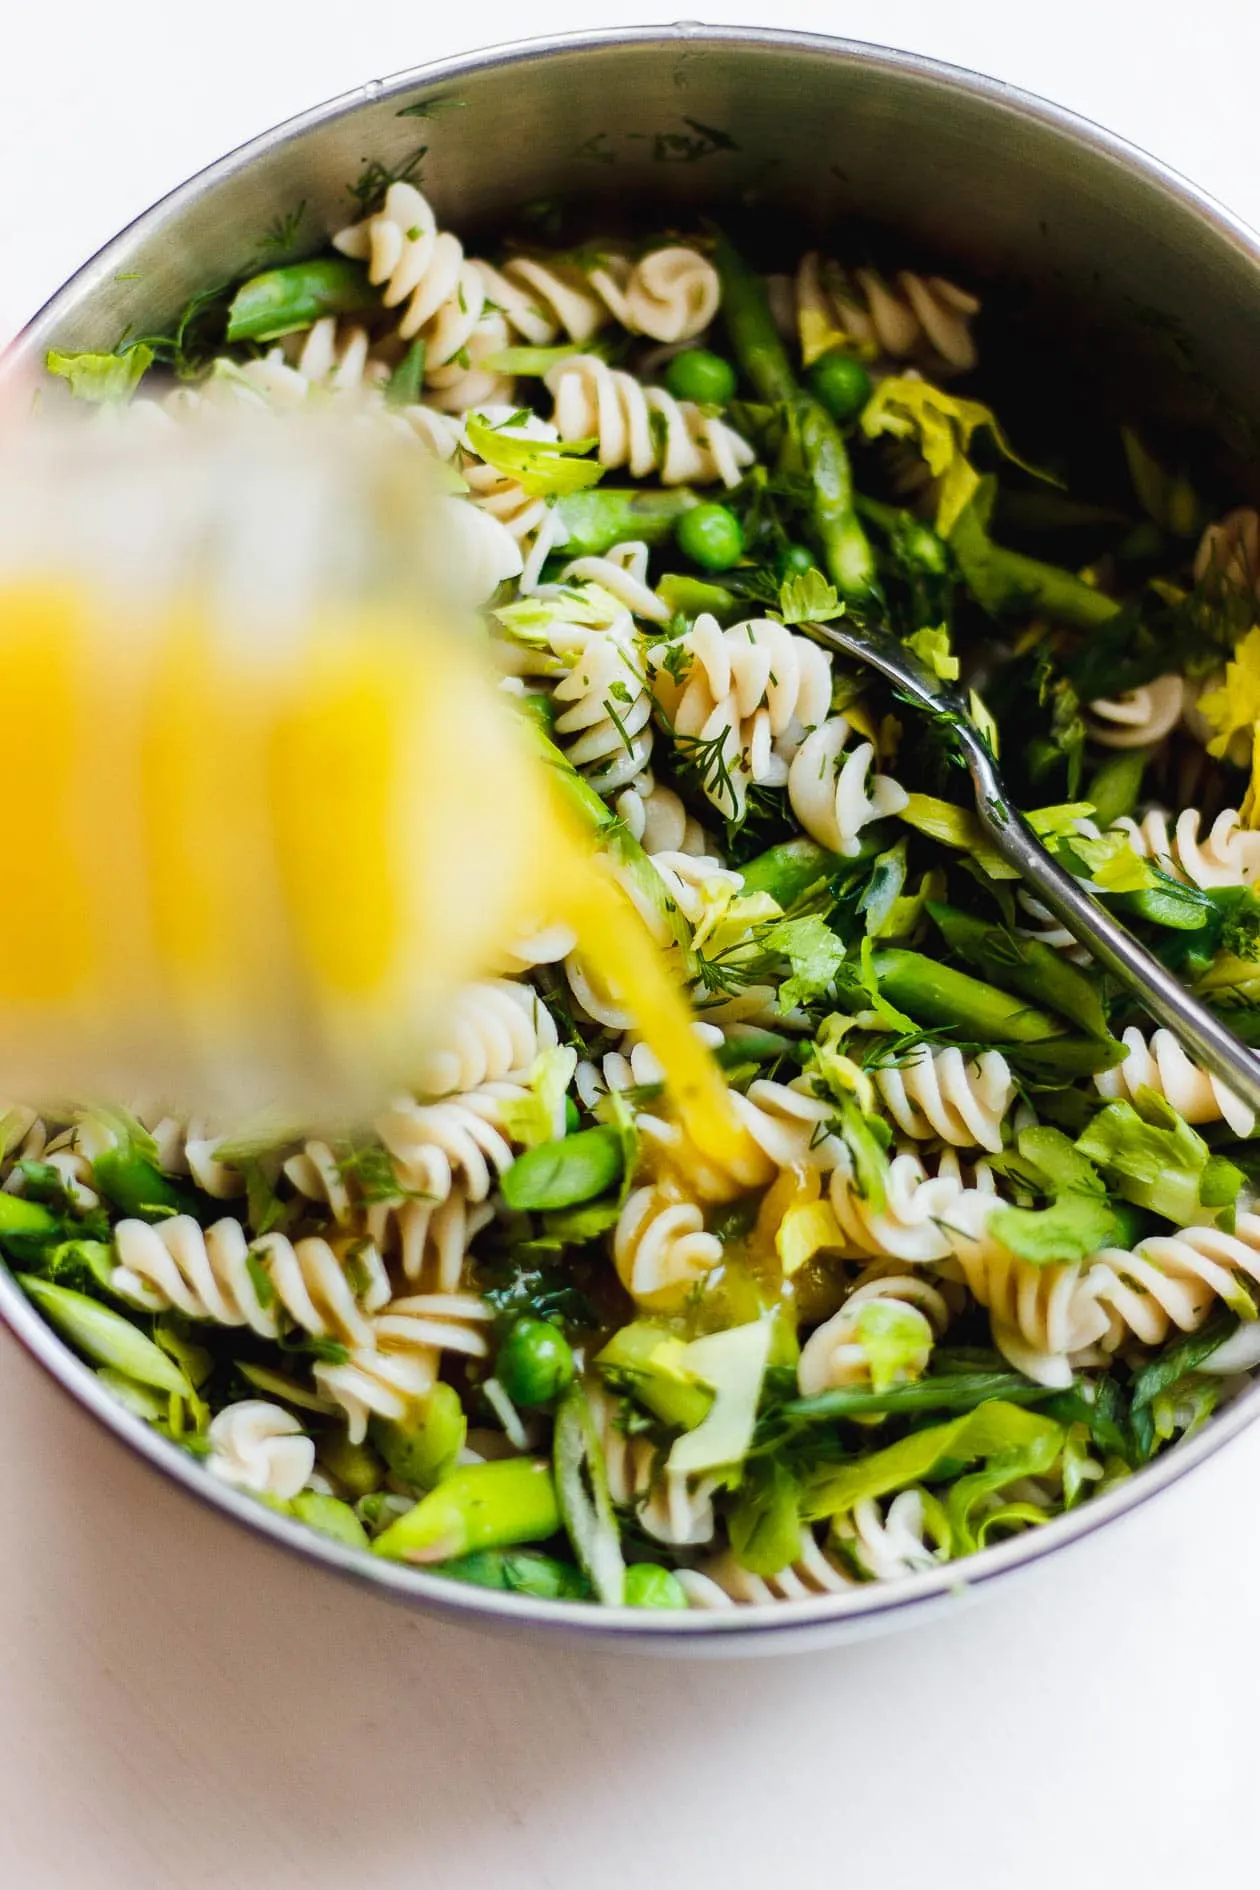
808 349 873 423
775 542 818 582
624 1563 689 1610
676 502 744 572
665 348 737 406
563 1096 581 1135
496 1317 576 1408
500 1124 625 1211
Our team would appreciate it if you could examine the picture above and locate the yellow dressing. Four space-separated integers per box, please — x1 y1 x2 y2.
0 574 747 1165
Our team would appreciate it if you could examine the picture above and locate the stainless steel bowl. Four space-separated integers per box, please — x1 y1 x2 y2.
5 24 1260 1654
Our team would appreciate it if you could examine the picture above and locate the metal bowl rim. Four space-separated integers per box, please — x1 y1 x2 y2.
5 19 1260 1646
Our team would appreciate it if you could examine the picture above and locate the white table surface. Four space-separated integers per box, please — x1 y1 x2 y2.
3 4 1260 1884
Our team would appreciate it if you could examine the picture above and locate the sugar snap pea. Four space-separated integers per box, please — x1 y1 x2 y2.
19 1276 192 1396
500 1126 625 1212
225 257 379 343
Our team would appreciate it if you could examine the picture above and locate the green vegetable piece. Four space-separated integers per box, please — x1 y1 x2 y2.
766 914 846 1010
496 1317 576 1407
553 1381 625 1605
563 1096 581 1134
623 1563 689 1610
1076 1097 1243 1235
500 1125 624 1212
783 1370 1053 1424
1110 880 1212 933
1087 751 1147 828
775 542 819 582
950 481 1120 628
92 1147 195 1221
316 1432 384 1500
596 1321 714 1431
728 1459 803 1577
371 1382 467 1492
0 1193 58 1239
290 1491 370 1550
805 1400 1064 1520
225 257 378 343
656 573 738 623
554 488 698 557
1004 1037 1127 1083
385 338 426 407
926 901 1111 1039
715 232 875 597
47 344 154 404
665 348 737 405
20 1276 192 1396
465 414 604 499
808 349 873 423
1130 1311 1239 1413
372 1458 560 1564
676 501 744 571
989 1194 1125 1266
869 948 1064 1042
435 1548 592 1599
739 836 848 905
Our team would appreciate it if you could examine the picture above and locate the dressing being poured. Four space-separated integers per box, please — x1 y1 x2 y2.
0 415 749 1171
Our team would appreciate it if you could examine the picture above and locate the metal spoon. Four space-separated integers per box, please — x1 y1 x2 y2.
808 616 1260 1118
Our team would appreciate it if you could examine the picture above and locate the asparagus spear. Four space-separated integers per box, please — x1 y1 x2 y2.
715 234 877 600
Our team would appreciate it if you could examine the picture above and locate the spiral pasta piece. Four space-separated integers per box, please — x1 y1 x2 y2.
559 540 672 624
873 1043 1015 1154
587 1383 716 1546
111 1217 391 1345
1194 507 1260 597
376 1084 535 1206
839 1490 945 1581
1084 675 1185 749
653 613 834 821
796 1271 951 1395
333 182 513 411
314 1293 493 1441
1087 1214 1260 1353
206 1400 315 1501
613 1180 725 1310
547 618 655 793
575 1021 724 1112
546 355 754 488
826 1146 988 1264
945 1233 1112 1389
614 773 711 855
638 1075 844 1204
649 850 744 929
1110 807 1260 890
787 717 909 857
677 1528 852 1607
1095 1025 1254 1138
1015 891 1092 966
407 978 560 1098
773 252 980 373
475 243 719 346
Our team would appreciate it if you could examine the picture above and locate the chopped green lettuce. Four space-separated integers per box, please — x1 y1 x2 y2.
805 1401 1064 1520
464 414 604 498
46 344 153 404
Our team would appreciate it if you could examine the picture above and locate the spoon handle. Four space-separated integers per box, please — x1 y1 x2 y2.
810 617 1260 1117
